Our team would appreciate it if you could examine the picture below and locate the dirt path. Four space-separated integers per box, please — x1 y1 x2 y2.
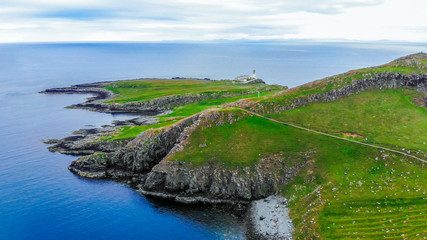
238 108 427 164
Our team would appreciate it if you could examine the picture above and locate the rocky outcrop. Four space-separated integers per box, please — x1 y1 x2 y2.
47 136 129 156
68 113 201 179
139 153 306 204
67 109 307 203
44 126 129 155
41 80 252 114
45 114 165 156
249 73 427 114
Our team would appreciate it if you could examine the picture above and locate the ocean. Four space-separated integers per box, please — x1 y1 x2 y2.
0 42 425 239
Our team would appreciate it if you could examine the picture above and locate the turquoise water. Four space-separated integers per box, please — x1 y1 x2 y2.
0 42 425 239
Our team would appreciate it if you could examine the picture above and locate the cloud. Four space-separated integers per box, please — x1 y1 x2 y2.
34 9 120 20
0 0 425 42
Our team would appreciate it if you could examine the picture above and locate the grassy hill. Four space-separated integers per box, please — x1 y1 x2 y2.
90 54 426 238
162 53 427 239
269 88 427 156
167 109 426 239
265 52 427 102
99 79 284 141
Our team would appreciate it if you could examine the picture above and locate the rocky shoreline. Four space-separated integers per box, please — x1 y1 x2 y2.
40 79 259 114
246 196 293 240
66 109 309 204
42 71 427 239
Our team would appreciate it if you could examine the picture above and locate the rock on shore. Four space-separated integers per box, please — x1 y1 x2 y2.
247 196 293 240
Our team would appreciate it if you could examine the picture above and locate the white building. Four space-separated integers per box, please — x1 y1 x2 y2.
235 70 257 82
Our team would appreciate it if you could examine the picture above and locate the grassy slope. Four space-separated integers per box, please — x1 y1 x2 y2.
99 54 426 238
276 89 427 239
270 88 427 155
168 110 426 239
101 89 282 141
262 53 427 103
167 54 427 239
104 79 280 103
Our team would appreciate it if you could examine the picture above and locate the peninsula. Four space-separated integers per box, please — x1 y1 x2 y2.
42 53 427 239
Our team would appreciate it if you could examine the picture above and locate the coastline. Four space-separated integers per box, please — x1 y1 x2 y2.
41 61 427 239
41 78 295 239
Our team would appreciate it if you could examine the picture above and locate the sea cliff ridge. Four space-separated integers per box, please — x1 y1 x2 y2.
43 53 427 239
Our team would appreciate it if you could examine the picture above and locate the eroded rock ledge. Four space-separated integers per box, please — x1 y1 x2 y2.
46 127 134 156
246 73 427 114
68 110 309 204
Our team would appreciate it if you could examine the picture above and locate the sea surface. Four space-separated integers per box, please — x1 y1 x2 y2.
0 42 426 240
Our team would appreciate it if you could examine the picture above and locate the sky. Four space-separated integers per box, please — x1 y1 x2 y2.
0 0 425 43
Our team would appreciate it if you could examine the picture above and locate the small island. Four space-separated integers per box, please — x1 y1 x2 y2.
42 53 427 239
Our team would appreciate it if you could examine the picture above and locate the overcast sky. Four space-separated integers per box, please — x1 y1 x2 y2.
0 0 425 43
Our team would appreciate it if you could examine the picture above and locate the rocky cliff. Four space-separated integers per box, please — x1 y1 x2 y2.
69 112 201 179
246 73 426 114
140 153 307 204
68 109 308 203
67 72 426 203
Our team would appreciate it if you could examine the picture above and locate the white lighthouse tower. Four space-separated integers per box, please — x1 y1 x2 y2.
252 70 257 79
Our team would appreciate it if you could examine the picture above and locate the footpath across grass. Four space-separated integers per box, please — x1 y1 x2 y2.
270 88 427 154
99 55 427 238
100 89 282 141
165 110 426 239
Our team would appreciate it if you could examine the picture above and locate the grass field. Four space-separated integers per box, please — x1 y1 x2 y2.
104 79 282 103
101 54 427 238
269 88 427 154
100 89 282 141
166 109 426 239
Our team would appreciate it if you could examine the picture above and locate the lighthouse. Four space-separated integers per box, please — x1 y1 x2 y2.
252 69 256 79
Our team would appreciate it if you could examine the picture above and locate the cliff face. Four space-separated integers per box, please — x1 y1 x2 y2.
141 154 307 204
68 109 307 203
67 72 427 203
249 73 426 114
69 113 201 178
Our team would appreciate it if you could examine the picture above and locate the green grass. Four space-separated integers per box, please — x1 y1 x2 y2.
170 113 317 167
99 122 172 141
284 145 426 239
98 55 427 238
165 83 427 239
263 54 427 103
269 88 427 154
320 196 427 239
104 79 282 103
101 89 282 141
166 110 426 238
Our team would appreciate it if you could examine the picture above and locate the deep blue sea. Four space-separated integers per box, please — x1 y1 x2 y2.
0 42 426 240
